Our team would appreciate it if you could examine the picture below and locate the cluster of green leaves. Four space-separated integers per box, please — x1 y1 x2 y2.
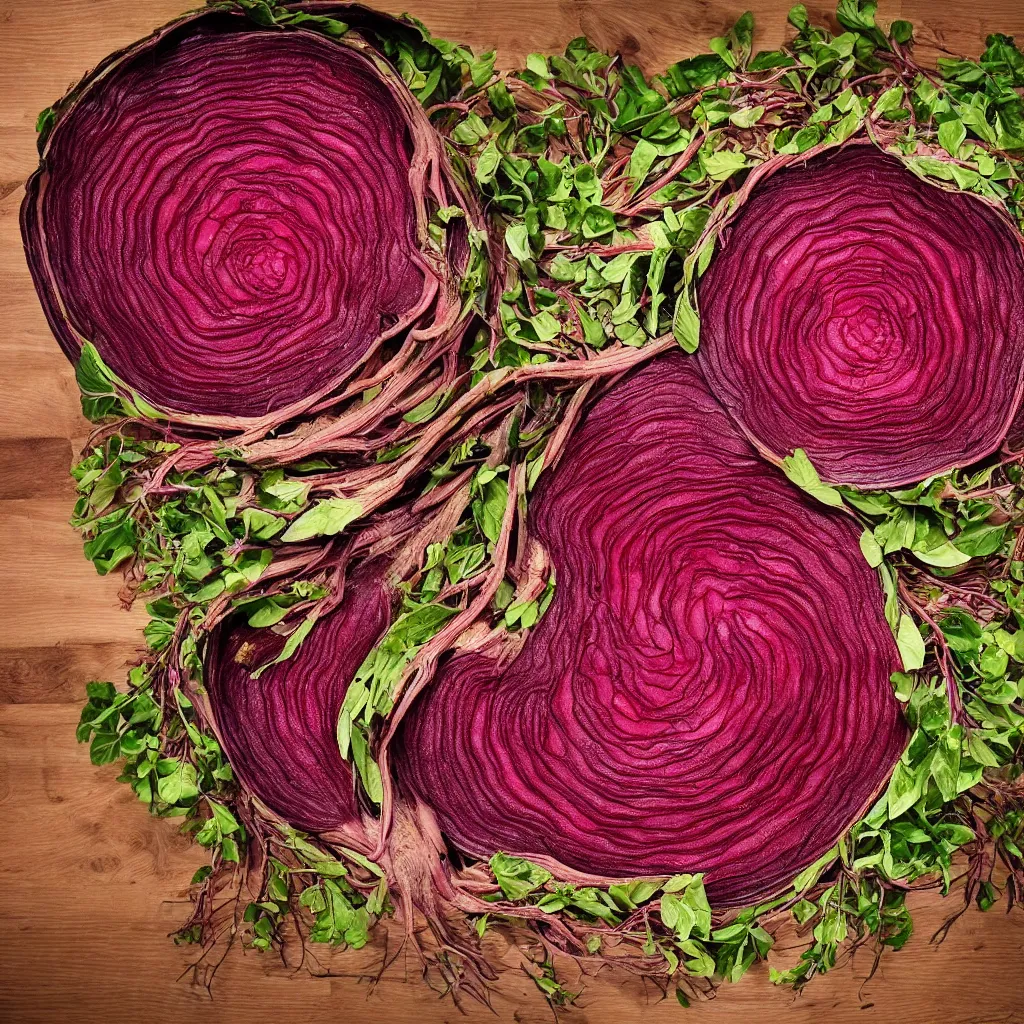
337 591 458 802
772 640 1021 987
768 875 909 987
782 448 1019 669
485 853 778 988
77 675 233 813
78 672 245 885
771 567 1023 985
289 833 387 949
229 0 502 116
660 5 875 158
940 576 1024 751
907 33 1024 218
849 468 1010 575
852 470 1014 663
237 832 387 952
447 37 705 359
379 15 495 107
226 0 349 38
337 460 512 799
71 428 349 658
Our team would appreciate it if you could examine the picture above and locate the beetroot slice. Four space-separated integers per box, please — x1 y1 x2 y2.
697 145 1024 488
23 17 430 418
206 569 391 833
398 354 907 905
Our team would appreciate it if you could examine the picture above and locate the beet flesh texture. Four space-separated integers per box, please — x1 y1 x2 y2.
23 20 424 417
398 354 908 906
697 145 1024 489
1008 403 1024 454
206 570 391 832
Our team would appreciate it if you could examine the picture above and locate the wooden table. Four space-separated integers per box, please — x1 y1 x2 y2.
2 1 1023 1020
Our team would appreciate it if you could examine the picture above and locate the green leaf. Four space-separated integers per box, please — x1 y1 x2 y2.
582 205 615 238
710 922 749 943
930 730 962 801
994 627 1024 662
89 731 121 766
729 104 764 129
349 723 383 804
792 898 817 924
257 470 311 512
891 671 915 701
914 541 970 568
490 852 551 900
208 800 240 835
403 388 449 424
609 879 662 908
662 873 694 894
659 54 729 98
886 760 923 817
826 109 863 144
254 613 319 677
660 892 696 940
118 730 145 757
85 680 116 703
526 52 550 79
191 865 213 885
672 289 700 353
701 149 749 181
628 138 659 192
475 138 500 184
241 507 285 540
239 0 278 27
303 14 348 36
780 449 844 507
955 522 1006 558
75 342 163 422
679 938 716 976
890 20 913 44
859 529 883 567
835 0 886 47
156 759 199 804
792 845 838 893
874 84 905 116
36 106 56 135
980 644 1009 679
281 498 362 543
967 732 1002 767
897 614 926 671
505 223 532 262
938 118 967 156
749 50 796 71
473 476 508 544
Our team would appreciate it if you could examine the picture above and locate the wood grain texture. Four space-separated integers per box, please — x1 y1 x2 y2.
1 1 1023 1021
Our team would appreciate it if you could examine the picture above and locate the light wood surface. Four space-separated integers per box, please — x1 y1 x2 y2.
2 2 1023 1021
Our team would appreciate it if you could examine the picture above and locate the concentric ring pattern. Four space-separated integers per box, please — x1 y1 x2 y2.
24 23 425 417
397 354 907 906
1008 403 1024 454
206 571 391 832
697 145 1024 488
